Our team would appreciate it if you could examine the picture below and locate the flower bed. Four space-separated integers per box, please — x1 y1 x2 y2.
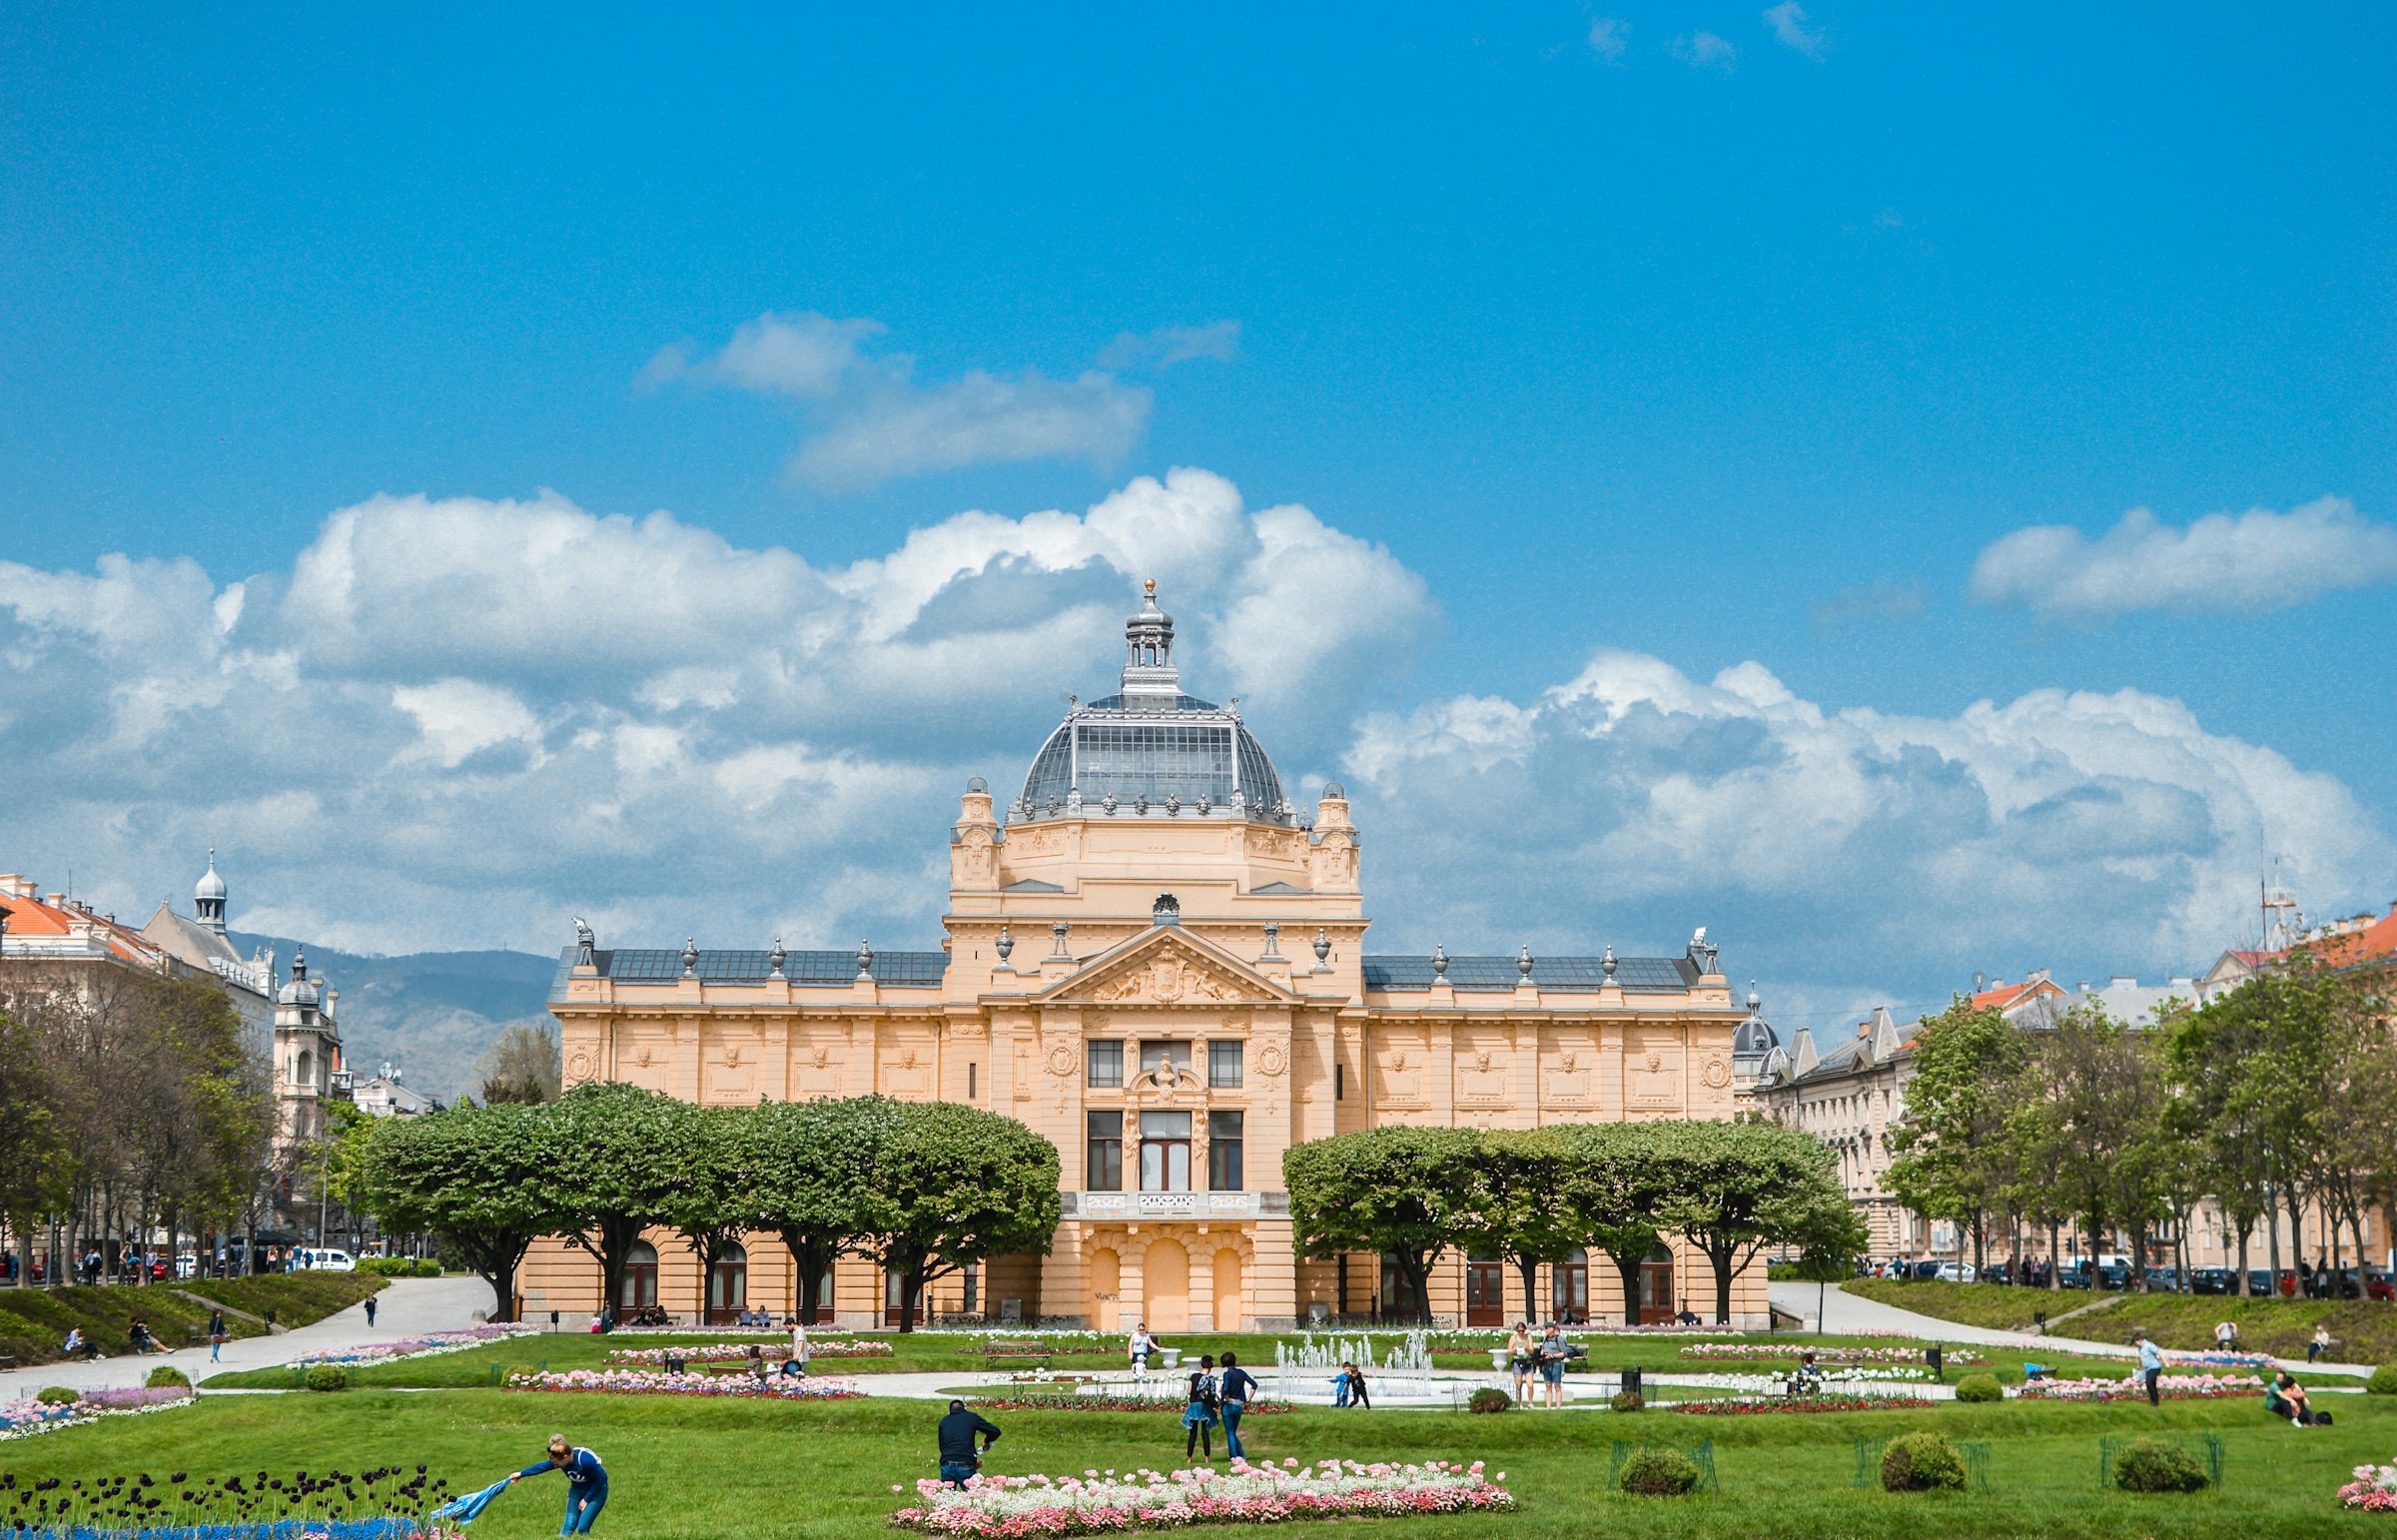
1677 1342 1981 1366
293 1323 533 1368
605 1339 893 1365
890 1458 1511 1534
1664 1370 1931 1395
0 1461 451 1538
1673 1393 1934 1415
968 1393 1292 1414
2164 1349 2275 1369
2340 1463 2397 1512
0 1387 196 1442
506 1368 859 1399
2019 1373 2262 1403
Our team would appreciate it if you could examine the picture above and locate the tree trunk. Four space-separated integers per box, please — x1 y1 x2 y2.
1607 1251 1644 1328
1399 1252 1433 1326
2234 1216 2251 1295
1708 1242 1735 1324
1514 1257 1541 1327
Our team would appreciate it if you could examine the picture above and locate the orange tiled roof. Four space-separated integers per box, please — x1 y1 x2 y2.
1967 976 2063 1012
0 879 170 969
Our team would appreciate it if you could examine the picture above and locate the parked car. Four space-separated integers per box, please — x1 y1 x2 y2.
2144 1266 2181 1291
2191 1266 2234 1295
1935 1261 1979 1283
289 1247 356 1272
2369 1269 2395 1302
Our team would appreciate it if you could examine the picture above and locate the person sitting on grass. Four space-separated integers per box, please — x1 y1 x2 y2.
2266 1371 2331 1427
507 1435 608 1535
63 1326 99 1360
2213 1319 2239 1350
128 1319 155 1354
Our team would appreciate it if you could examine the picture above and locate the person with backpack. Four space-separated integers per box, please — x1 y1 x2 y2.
1217 1351 1257 1460
1182 1353 1220 1460
507 1435 608 1534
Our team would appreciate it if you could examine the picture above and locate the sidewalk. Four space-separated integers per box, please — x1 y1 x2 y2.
1770 1280 2375 1379
0 1276 495 1402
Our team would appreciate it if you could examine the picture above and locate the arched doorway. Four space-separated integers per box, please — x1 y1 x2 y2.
1089 1247 1122 1331
1212 1248 1244 1331
1465 1251 1505 1327
1638 1248 1675 1325
1549 1248 1588 1324
1144 1239 1191 1331
707 1241 748 1324
619 1239 658 1312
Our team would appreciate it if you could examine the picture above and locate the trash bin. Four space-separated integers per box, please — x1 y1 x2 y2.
1622 1365 1643 1399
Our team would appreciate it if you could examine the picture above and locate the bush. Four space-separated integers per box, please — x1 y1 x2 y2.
357 1256 443 1277
1880 1431 1967 1493
1617 1445 1701 1497
1953 1373 2002 1403
2113 1438 2210 1494
1467 1387 1511 1414
144 1365 191 1389
303 1364 349 1392
1610 1390 1646 1413
2369 1364 2397 1396
35 1385 80 1405
505 1362 539 1383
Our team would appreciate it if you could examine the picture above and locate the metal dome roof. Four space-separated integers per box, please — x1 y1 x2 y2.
194 849 228 903
1011 581 1293 825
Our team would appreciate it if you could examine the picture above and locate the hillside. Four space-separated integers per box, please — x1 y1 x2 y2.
232 934 559 1105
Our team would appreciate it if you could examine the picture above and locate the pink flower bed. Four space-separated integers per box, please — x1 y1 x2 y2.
0 1385 194 1441
1673 1394 1933 1415
507 1368 859 1399
889 1458 1512 1534
2018 1373 2262 1403
1678 1342 1983 1366
605 1340 893 1365
2341 1463 2397 1512
295 1324 533 1368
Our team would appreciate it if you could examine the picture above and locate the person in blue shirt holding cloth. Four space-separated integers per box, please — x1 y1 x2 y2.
509 1435 608 1533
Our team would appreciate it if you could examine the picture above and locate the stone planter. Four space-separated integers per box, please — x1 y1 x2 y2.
1162 1347 1184 1369
1490 1347 1512 1371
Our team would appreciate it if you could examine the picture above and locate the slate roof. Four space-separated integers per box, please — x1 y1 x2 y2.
1361 954 1702 994
562 946 950 991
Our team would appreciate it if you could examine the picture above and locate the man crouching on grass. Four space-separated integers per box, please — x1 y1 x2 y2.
938 1399 1003 1488
509 1435 608 1534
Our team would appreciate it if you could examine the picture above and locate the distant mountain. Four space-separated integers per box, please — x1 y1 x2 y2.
232 933 559 1106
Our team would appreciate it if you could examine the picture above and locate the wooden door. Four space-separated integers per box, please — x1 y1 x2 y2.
1465 1260 1505 1326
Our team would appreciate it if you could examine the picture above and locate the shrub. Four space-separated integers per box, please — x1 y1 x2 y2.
1610 1390 1646 1413
1467 1387 1511 1414
505 1362 539 1383
1617 1445 1701 1497
35 1386 80 1406
1953 1373 2002 1403
303 1364 350 1392
2113 1438 2210 1494
144 1365 191 1389
1880 1431 1967 1493
2369 1365 2397 1396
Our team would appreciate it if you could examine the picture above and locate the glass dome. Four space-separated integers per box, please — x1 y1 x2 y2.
1011 581 1293 825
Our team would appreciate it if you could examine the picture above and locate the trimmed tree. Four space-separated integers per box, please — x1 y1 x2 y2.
748 1096 877 1325
1651 1119 1849 1324
848 1098 1061 1332
1283 1126 1483 1324
1461 1129 1583 1323
360 1101 558 1320
530 1081 692 1318
665 1104 755 1321
1561 1122 1677 1326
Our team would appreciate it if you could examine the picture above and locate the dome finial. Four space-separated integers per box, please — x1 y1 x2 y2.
1144 575 1156 598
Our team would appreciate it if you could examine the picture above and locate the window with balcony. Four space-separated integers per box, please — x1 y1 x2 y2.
1140 1041 1192 1078
1086 1111 1123 1191
1088 1040 1124 1088
1139 1110 1192 1191
1207 1111 1243 1190
1207 1040 1243 1088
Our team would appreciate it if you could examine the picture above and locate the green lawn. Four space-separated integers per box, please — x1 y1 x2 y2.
9 1379 2396 1538
1847 1278 2397 1366
0 1275 384 1369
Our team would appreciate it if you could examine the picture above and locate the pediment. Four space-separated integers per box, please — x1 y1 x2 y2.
1036 926 1294 1008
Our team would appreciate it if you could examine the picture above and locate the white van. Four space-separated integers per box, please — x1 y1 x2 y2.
290 1247 357 1272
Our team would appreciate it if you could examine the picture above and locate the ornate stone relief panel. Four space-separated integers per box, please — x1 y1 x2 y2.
794 1037 845 1098
1542 1033 1597 1107
1454 1036 1510 1106
702 1034 758 1104
1625 1030 1685 1113
880 1036 935 1099
1372 1030 1427 1107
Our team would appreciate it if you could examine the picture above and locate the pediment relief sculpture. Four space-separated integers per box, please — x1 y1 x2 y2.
1090 955 1249 1005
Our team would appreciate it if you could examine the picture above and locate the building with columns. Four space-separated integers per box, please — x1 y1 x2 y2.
532 584 1759 1329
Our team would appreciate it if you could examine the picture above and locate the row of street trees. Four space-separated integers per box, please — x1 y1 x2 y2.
0 972 273 1285
1888 951 2397 1291
1282 1119 1861 1324
361 1082 1061 1328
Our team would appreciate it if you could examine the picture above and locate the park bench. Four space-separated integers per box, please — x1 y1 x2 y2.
979 1340 1055 1368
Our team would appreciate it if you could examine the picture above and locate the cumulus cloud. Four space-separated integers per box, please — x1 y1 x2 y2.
1587 17 1629 62
1970 495 2397 618
648 311 1154 490
1670 31 1738 69
1097 322 1241 370
1762 2 1827 57
1344 651 2390 994
0 470 1432 954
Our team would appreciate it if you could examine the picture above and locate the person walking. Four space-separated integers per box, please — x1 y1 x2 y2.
1218 1352 1256 1461
2310 1324 2331 1363
506 1435 607 1534
364 1293 379 1328
1129 1322 1155 1383
1537 1324 1567 1409
1506 1322 1534 1404
1182 1354 1220 1461
2135 1333 2163 1407
1347 1360 1371 1410
208 1309 227 1362
937 1399 1002 1488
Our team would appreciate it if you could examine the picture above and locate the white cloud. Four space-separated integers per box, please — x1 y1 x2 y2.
392 679 546 769
1097 322 1241 370
1762 2 1827 57
1969 495 2397 618
1587 18 1629 63
1670 31 1738 69
652 311 1157 490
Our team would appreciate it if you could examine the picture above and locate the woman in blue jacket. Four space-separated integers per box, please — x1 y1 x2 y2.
510 1435 608 1533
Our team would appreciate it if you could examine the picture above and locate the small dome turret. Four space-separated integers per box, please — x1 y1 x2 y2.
194 849 229 934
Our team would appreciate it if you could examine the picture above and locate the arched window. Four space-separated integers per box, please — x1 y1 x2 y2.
1549 1247 1589 1324
707 1240 748 1323
620 1239 659 1310
296 1049 313 1088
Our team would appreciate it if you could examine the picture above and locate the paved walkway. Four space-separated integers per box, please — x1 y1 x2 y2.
1770 1280 2374 1378
0 1276 495 1401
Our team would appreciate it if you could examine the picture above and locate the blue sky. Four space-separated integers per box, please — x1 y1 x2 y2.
2 4 2392 1035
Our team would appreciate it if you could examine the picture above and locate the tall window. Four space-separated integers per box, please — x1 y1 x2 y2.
1140 1041 1192 1078
1088 1040 1124 1088
619 1239 659 1309
1207 1041 1244 1088
1206 1111 1244 1190
1140 1111 1192 1191
1086 1111 1124 1191
1551 1247 1589 1323
1334 1063 1345 1101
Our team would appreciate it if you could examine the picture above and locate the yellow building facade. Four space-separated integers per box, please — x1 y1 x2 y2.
529 586 1762 1329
